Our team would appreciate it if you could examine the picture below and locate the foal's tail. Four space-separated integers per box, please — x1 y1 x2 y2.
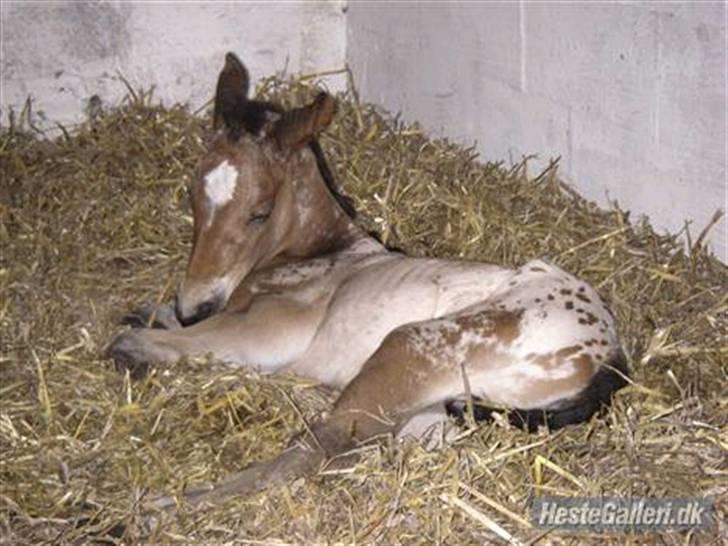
446 351 629 433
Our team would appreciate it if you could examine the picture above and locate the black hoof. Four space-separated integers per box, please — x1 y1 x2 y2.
120 311 149 329
106 336 151 380
121 304 166 329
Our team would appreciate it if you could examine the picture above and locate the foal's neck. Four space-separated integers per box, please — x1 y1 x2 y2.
283 150 371 260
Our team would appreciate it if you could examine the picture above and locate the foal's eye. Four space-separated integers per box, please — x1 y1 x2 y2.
248 210 271 225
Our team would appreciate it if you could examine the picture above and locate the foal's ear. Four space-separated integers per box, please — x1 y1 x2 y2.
213 52 250 134
271 92 337 150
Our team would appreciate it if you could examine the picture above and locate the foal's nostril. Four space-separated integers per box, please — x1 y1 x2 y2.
178 299 218 327
196 301 216 321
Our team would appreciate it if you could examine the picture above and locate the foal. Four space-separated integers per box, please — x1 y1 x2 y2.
108 53 628 508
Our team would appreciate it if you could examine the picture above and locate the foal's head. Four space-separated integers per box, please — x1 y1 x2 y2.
176 53 351 325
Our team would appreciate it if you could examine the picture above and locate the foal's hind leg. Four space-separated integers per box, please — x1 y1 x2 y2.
152 306 617 508
159 306 607 508
323 329 463 442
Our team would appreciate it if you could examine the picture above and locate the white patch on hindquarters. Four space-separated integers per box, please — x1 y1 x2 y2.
204 160 238 223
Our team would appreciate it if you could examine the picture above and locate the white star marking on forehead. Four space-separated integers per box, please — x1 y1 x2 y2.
204 160 238 209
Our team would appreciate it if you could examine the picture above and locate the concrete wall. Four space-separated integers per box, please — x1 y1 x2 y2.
1 1 347 128
348 2 727 261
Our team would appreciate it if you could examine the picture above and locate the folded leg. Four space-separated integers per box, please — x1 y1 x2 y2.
149 306 619 508
107 295 325 378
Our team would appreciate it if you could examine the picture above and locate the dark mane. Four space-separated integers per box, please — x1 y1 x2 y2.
309 139 357 220
227 100 283 141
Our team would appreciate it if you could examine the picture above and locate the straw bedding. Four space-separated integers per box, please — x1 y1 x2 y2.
1 77 726 545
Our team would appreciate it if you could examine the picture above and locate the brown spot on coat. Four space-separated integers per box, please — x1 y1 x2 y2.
493 310 522 343
531 354 555 368
575 293 591 303
570 354 595 376
453 309 523 345
565 301 574 310
555 345 583 358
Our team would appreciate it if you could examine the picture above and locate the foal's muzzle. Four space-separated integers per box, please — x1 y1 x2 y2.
175 296 221 327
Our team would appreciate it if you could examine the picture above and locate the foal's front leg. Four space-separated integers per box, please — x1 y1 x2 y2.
107 296 323 378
